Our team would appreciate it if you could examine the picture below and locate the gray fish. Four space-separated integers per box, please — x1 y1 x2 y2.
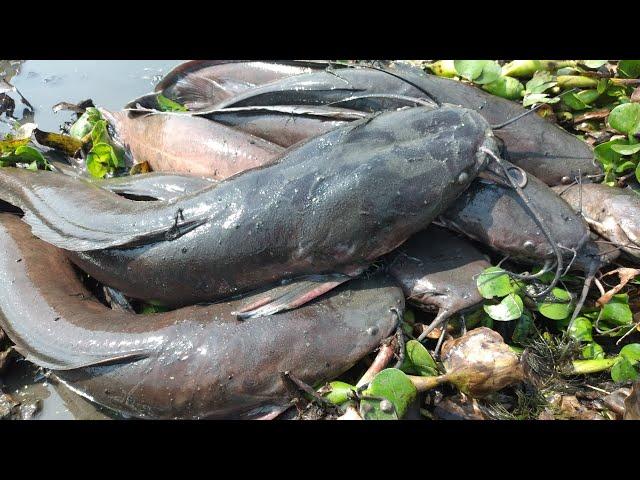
0 105 495 313
0 214 401 419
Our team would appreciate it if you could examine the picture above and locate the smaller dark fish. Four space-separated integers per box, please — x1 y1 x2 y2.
387 226 489 329
553 183 640 260
440 173 594 265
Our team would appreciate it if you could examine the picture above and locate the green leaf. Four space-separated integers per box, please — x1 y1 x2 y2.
402 340 438 377
157 94 188 112
600 294 633 326
86 151 109 179
609 103 640 136
594 138 626 168
525 71 557 95
477 266 514 299
562 92 589 111
69 107 102 139
611 357 639 383
620 344 640 365
581 342 605 360
512 311 534 344
568 317 593 342
360 368 417 420
322 381 356 405
522 93 559 107
582 60 608 69
616 160 637 174
483 293 524 321
618 60 640 79
90 119 110 146
454 60 501 85
611 142 640 155
13 145 46 164
482 76 524 100
537 288 573 320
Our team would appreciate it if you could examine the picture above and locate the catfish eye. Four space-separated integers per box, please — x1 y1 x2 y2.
457 171 469 185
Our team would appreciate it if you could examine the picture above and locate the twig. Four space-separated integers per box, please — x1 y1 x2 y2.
282 371 338 411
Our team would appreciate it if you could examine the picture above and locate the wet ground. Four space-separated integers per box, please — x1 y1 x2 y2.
0 60 182 420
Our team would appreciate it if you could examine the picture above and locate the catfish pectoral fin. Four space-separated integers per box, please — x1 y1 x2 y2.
234 274 353 319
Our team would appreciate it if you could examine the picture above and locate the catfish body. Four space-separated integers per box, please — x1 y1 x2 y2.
440 173 593 264
155 60 328 110
101 109 283 179
179 62 597 186
386 226 489 323
553 183 640 260
0 214 400 419
0 106 495 307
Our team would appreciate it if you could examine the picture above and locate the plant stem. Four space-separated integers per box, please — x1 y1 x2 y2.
571 358 617 375
407 374 448 392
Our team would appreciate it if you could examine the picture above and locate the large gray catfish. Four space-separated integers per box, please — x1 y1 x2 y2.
0 214 401 419
0 105 495 312
172 63 597 186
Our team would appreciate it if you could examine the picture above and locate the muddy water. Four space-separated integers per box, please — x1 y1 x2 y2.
0 60 182 419
1 60 181 133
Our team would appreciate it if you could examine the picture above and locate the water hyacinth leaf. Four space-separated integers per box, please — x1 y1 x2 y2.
595 138 626 168
582 60 608 69
403 340 438 377
620 344 640 365
608 103 640 136
523 93 559 108
600 294 633 326
360 368 417 420
618 60 640 79
482 76 524 100
611 357 639 383
91 120 111 146
322 381 356 405
562 92 589 111
611 143 640 155
581 342 605 360
512 311 534 344
568 317 593 342
537 288 573 320
525 71 557 95
454 60 501 85
484 293 524 321
477 266 514 299
616 160 636 174
453 60 485 81
86 151 109 179
69 107 102 139
157 94 188 112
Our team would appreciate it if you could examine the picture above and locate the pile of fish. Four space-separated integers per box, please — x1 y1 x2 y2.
1 60 639 420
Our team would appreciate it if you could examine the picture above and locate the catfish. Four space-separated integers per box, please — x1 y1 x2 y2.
0 105 496 313
173 62 597 186
153 60 329 111
553 183 640 261
386 226 489 334
0 214 401 419
100 109 283 179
